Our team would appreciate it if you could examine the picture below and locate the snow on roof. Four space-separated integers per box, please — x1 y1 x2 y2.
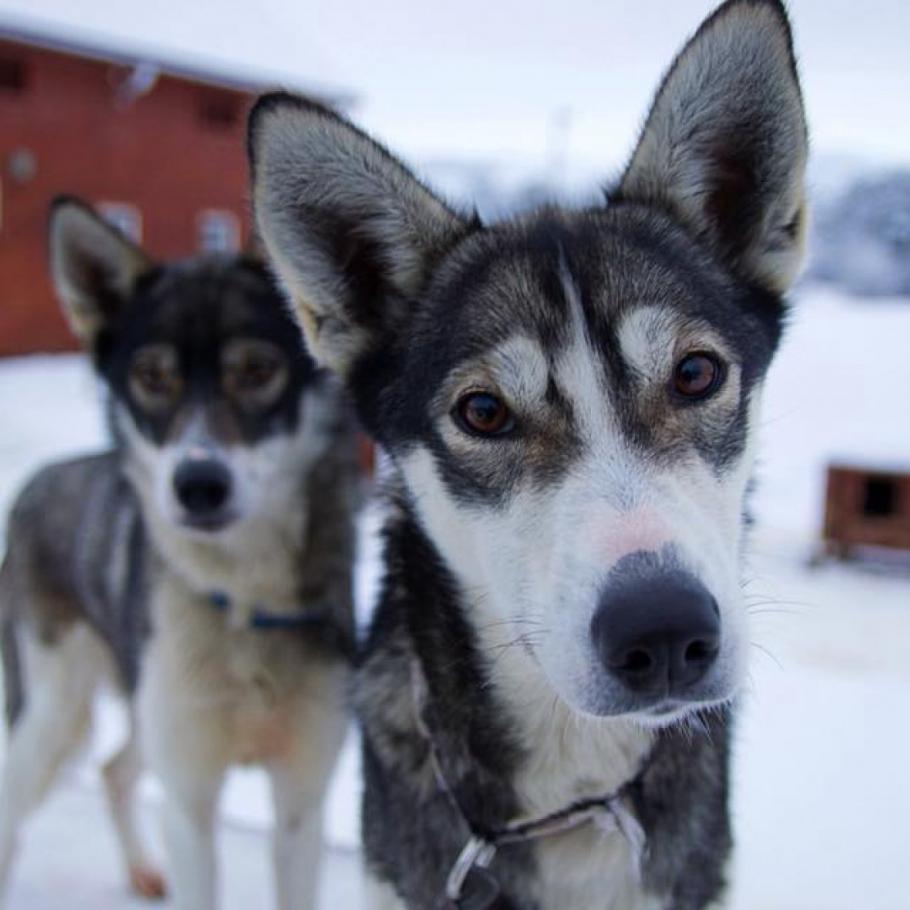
0 14 356 107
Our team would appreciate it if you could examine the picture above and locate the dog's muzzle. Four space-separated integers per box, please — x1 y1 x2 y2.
591 558 720 701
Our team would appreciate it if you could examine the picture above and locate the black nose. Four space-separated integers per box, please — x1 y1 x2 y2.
591 568 720 695
173 458 232 518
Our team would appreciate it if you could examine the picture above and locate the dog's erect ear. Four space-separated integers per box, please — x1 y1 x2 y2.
616 0 808 294
48 196 153 346
248 93 472 376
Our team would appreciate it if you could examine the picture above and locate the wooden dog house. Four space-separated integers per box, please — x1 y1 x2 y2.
821 462 910 560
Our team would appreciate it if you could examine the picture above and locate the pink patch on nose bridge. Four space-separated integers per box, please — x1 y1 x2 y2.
589 508 674 566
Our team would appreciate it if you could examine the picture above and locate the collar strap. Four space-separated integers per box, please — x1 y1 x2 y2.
208 591 326 631
409 659 648 908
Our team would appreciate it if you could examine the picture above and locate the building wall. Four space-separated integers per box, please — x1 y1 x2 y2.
0 39 252 355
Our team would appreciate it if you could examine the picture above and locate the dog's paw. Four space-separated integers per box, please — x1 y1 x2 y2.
129 865 167 900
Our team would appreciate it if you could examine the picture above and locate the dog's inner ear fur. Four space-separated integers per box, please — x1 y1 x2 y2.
249 97 472 376
616 0 808 294
49 200 153 346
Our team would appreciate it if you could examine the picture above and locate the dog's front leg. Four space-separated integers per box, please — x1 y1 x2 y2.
139 658 226 910
159 769 223 910
268 762 327 910
102 706 167 899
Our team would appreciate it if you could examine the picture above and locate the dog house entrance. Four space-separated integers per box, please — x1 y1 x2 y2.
863 477 897 517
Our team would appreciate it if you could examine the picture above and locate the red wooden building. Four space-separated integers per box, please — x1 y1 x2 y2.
0 24 346 356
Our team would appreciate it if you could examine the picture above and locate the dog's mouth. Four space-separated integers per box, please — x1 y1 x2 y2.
572 685 735 727
177 510 237 534
513 613 736 726
632 693 730 724
646 699 694 716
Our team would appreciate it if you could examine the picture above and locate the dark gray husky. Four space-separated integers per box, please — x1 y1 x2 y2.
0 198 359 909
249 0 808 907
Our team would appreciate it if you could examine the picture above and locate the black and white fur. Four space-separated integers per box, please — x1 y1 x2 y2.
0 198 360 909
249 1 808 907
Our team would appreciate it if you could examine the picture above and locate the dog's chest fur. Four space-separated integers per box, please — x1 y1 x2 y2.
140 517 347 767
514 702 658 910
499 672 658 909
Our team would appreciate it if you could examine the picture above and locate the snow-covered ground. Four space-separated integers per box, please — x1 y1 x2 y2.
0 284 908 909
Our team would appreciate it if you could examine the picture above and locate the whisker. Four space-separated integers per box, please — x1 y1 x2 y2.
750 641 784 670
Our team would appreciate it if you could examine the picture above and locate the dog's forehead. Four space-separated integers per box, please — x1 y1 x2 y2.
131 258 298 347
99 259 279 362
419 206 744 373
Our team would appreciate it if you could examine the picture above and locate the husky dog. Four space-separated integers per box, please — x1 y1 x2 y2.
0 198 359 909
248 0 808 907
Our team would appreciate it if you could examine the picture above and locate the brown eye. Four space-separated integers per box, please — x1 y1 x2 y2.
236 355 278 391
129 345 181 407
455 392 514 437
223 339 287 408
672 352 723 400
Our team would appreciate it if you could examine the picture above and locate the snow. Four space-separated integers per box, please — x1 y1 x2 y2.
749 284 910 538
5 784 370 910
729 549 910 910
1 283 909 908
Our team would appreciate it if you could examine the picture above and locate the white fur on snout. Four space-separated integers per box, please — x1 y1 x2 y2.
114 389 337 616
582 507 674 566
539 448 750 717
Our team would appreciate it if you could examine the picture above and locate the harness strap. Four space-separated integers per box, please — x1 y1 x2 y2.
409 659 648 908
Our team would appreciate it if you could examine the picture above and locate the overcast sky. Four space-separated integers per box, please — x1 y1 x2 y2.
2 0 909 181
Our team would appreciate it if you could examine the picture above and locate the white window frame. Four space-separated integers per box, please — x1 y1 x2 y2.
197 209 240 253
98 201 142 243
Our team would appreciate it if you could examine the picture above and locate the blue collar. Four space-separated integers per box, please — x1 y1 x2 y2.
208 591 325 631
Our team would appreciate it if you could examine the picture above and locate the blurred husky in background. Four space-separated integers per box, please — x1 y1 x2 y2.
249 0 808 907
0 197 360 910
